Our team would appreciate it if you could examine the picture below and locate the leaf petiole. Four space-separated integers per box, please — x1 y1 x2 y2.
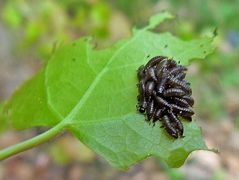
0 122 66 160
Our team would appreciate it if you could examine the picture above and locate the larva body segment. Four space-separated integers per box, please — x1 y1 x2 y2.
174 97 190 107
170 65 187 75
182 95 194 106
146 67 157 82
153 109 163 121
156 69 168 93
146 100 155 121
168 76 192 93
174 72 186 80
168 111 184 136
171 104 194 116
156 59 170 71
168 60 177 68
137 65 145 80
145 81 155 96
153 93 172 109
137 81 147 113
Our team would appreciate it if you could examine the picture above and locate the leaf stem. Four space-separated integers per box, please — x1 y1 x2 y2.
0 122 66 160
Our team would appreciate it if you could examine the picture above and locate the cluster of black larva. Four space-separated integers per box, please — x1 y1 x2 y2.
137 56 194 138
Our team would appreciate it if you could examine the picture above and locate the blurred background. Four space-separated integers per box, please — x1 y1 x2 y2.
0 0 239 179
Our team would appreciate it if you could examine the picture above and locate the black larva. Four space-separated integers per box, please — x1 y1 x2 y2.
146 100 155 121
145 56 165 68
163 88 186 97
162 115 178 138
137 56 194 138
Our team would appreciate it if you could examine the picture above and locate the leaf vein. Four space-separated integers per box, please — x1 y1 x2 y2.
65 30 145 122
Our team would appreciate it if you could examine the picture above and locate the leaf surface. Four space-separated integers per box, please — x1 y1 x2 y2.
7 69 59 129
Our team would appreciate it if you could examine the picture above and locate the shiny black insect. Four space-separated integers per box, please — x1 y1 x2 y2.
137 56 194 138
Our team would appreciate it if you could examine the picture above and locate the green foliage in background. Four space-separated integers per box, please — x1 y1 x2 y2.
3 12 214 169
0 102 7 132
0 0 111 59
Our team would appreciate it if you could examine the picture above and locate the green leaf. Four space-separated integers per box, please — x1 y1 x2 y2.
5 12 214 169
